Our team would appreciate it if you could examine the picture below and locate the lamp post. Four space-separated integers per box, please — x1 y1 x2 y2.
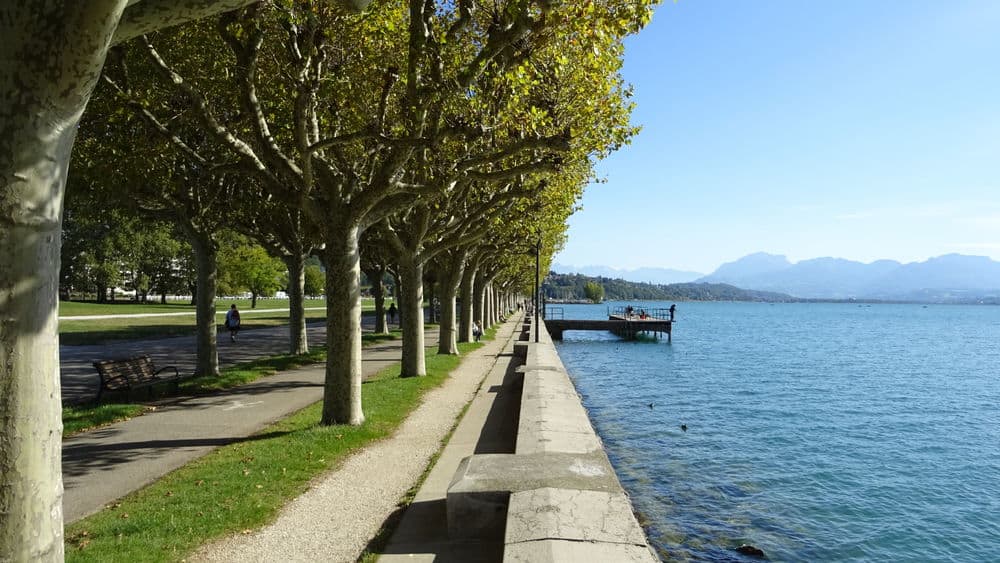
535 238 541 342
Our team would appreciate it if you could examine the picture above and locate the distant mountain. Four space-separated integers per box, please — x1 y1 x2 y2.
544 272 794 302
698 253 1000 301
551 263 703 285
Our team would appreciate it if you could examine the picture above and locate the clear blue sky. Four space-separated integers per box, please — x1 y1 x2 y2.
553 0 1000 274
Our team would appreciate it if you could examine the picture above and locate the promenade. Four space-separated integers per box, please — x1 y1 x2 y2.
62 315 438 523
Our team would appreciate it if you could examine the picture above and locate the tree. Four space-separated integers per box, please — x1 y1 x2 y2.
584 281 605 303
304 261 325 298
219 236 286 308
0 4 373 559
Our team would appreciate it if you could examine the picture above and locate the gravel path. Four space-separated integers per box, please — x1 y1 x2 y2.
192 319 518 563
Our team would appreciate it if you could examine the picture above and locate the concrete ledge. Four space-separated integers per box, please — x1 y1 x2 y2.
512 341 529 359
505 488 651 547
447 452 619 539
445 316 657 560
504 540 658 562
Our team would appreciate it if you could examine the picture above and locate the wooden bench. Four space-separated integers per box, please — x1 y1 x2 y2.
93 355 183 402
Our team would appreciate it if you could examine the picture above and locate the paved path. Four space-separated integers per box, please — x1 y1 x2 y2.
193 314 523 563
61 312 397 403
63 326 439 523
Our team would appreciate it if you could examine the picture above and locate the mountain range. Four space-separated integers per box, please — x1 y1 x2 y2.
557 253 1000 302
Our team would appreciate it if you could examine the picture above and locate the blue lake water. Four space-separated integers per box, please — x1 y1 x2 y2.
552 301 1000 562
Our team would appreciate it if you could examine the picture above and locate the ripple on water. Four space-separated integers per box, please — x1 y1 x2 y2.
556 302 1000 562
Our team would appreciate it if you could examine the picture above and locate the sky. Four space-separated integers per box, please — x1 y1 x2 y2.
552 0 1000 274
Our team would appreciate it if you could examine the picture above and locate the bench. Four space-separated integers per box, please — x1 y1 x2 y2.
93 355 183 402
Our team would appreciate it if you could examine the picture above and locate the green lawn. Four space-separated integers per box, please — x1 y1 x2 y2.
58 298 396 346
64 340 484 562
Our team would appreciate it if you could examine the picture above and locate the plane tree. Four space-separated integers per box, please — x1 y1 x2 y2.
2 2 377 559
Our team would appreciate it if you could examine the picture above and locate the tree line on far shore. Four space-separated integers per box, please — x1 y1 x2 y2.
545 272 797 302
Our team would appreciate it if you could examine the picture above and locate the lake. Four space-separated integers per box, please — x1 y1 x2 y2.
552 301 1000 561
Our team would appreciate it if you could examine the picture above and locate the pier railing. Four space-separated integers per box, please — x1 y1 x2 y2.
608 305 673 320
545 306 564 320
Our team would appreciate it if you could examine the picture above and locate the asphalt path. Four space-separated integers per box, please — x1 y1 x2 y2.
60 312 405 404
63 322 440 523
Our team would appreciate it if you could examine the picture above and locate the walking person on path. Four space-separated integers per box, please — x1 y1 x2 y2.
225 304 241 342
472 320 483 342
387 302 398 325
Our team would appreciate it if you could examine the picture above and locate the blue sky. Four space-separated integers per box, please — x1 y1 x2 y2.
553 0 1000 274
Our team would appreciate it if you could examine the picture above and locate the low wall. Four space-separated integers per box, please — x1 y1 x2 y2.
449 316 659 561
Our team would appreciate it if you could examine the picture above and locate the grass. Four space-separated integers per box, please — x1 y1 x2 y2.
59 299 397 346
63 404 150 437
63 330 403 437
64 339 485 562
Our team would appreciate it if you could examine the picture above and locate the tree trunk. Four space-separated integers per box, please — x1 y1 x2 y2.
0 4 129 559
473 270 486 334
398 255 426 377
458 260 477 343
97 283 108 304
161 292 167 304
284 253 309 355
321 222 364 425
189 282 197 306
426 278 437 324
391 269 403 326
250 291 258 309
191 232 220 376
364 265 388 335
437 253 466 355
484 283 494 327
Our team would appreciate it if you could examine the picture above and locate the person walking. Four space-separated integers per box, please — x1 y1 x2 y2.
472 320 483 342
225 304 241 342
387 302 398 325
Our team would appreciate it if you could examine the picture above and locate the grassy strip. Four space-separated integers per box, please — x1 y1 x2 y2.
59 303 398 346
59 299 332 317
64 339 483 562
64 331 401 437
63 404 150 437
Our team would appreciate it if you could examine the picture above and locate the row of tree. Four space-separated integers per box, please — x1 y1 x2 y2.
0 1 657 559
60 202 329 304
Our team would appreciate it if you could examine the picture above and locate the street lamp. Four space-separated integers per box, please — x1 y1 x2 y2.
535 238 541 343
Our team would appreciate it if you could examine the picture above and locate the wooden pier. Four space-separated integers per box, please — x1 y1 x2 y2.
545 306 673 342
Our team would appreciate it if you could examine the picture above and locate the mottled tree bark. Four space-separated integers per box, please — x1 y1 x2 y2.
437 251 467 355
0 4 129 559
321 222 364 425
284 253 308 354
398 255 426 377
473 270 486 333
363 265 389 335
189 232 220 376
458 259 477 343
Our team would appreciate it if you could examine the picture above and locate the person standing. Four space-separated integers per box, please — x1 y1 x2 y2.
387 302 398 325
225 304 241 342
669 303 676 321
472 320 483 342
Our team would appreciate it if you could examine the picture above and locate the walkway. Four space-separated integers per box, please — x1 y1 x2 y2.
61 312 389 403
63 326 439 523
193 314 523 562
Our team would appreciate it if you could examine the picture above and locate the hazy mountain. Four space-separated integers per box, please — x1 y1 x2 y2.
551 263 703 285
698 253 1000 301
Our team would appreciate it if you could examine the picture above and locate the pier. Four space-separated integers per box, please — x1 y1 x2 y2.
544 305 673 342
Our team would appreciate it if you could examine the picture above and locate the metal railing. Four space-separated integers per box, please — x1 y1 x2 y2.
608 305 674 321
545 306 564 320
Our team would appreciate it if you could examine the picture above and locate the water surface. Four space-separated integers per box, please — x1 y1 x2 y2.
553 302 1000 561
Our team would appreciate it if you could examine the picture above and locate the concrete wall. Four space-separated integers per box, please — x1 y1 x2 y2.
454 317 659 561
